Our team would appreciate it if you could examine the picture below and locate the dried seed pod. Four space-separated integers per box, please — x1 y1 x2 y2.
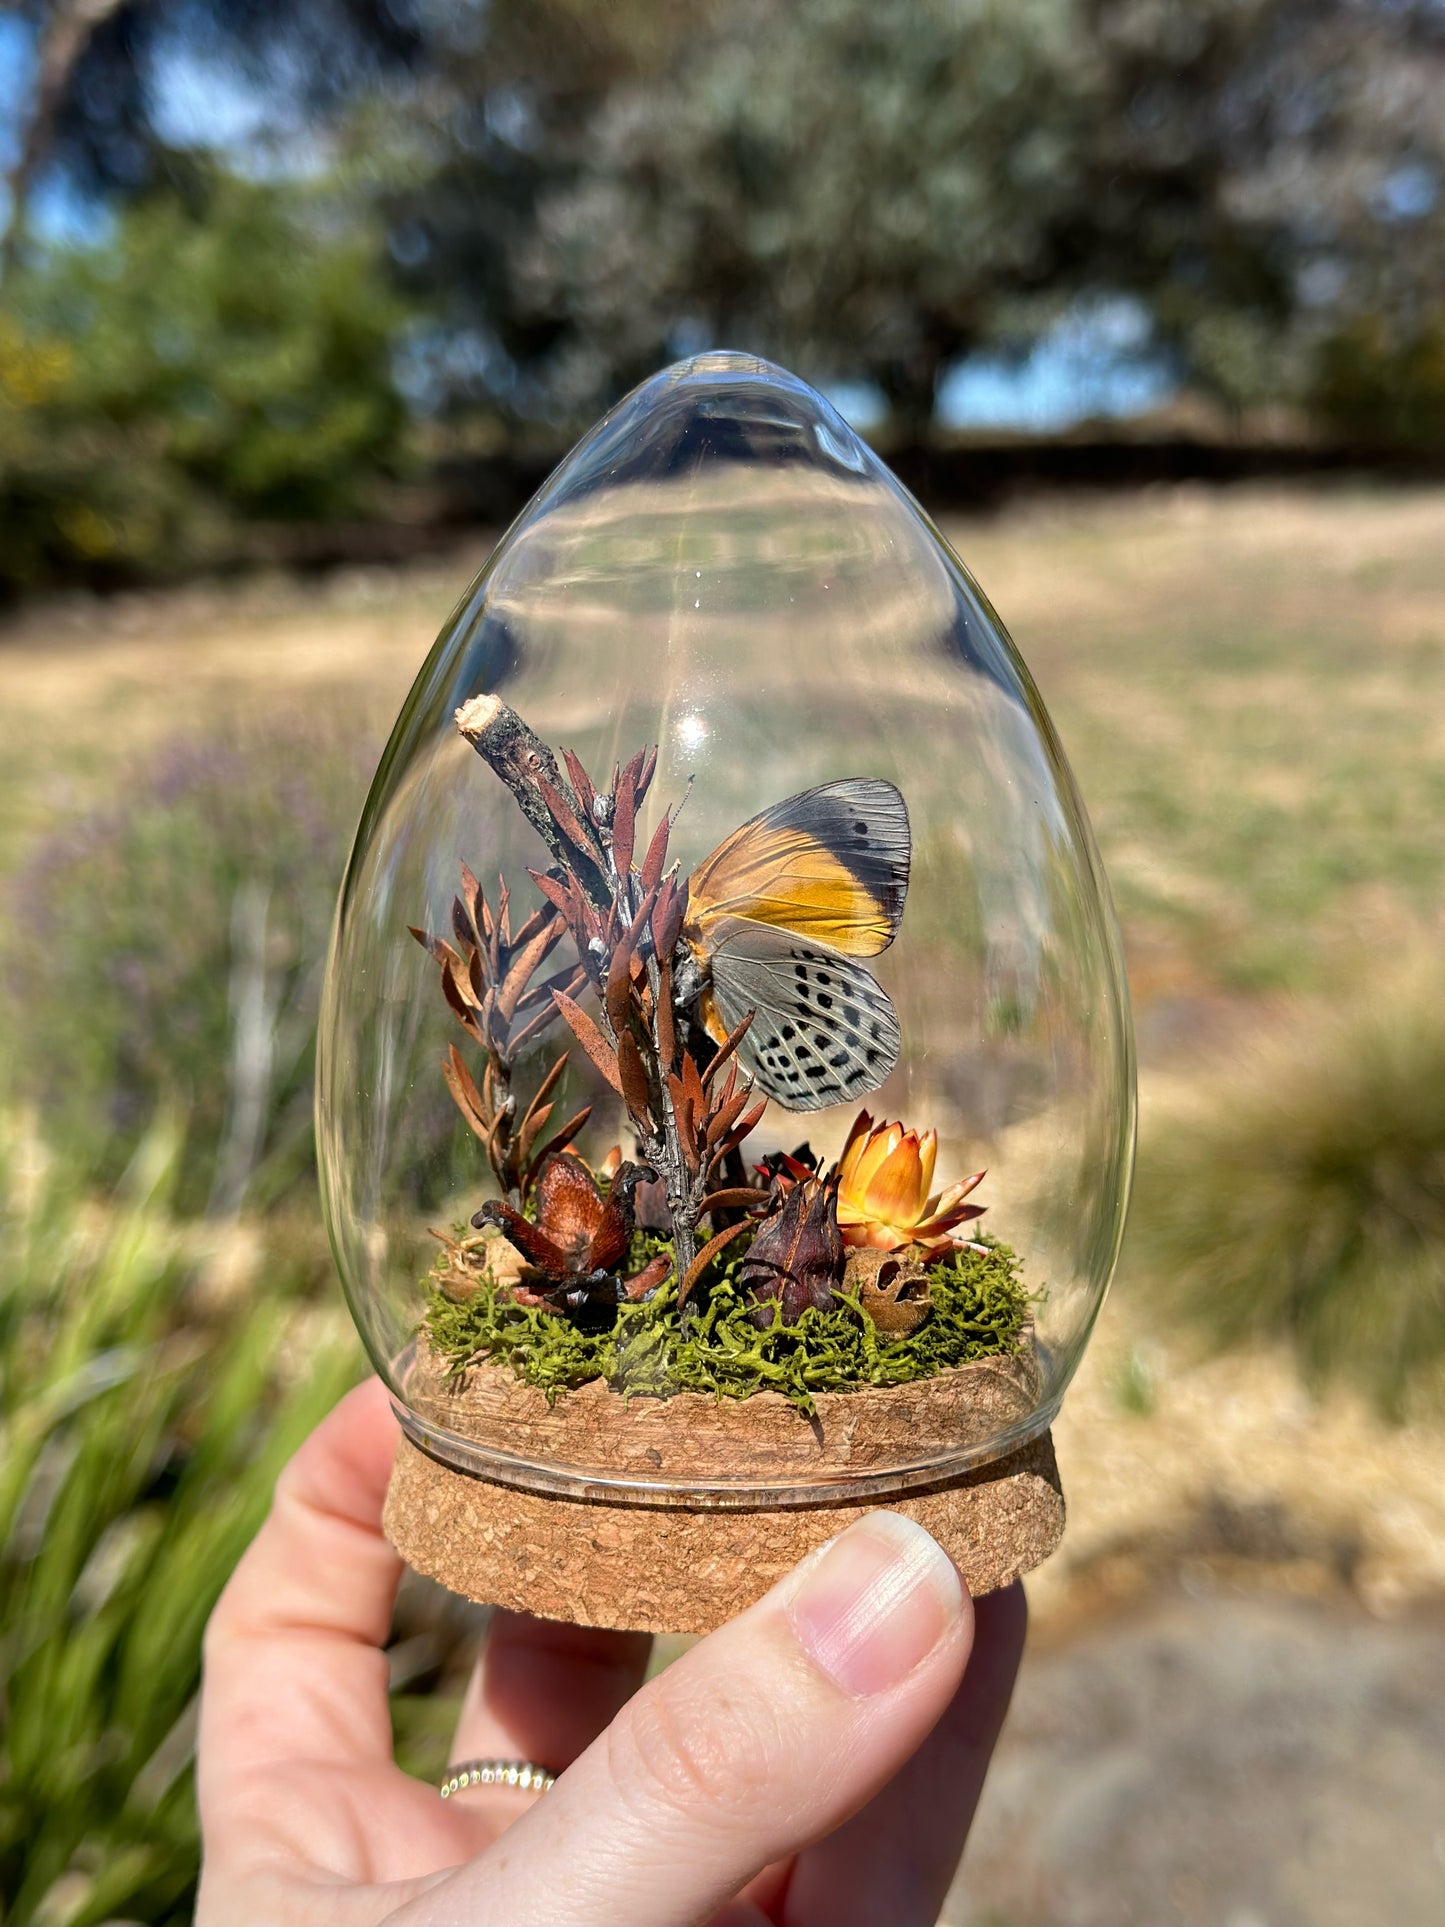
739 1174 845 1326
844 1246 935 1337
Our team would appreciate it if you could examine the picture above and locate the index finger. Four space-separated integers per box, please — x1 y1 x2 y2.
198 1376 403 1800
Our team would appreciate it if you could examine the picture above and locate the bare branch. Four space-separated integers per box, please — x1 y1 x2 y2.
456 696 609 906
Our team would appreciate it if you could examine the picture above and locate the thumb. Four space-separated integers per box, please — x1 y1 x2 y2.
389 1511 973 1927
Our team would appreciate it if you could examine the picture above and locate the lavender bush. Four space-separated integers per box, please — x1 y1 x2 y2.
4 720 372 1217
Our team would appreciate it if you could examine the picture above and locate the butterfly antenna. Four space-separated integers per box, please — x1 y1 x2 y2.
669 774 696 827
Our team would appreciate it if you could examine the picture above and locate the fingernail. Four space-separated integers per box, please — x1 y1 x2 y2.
788 1512 965 1697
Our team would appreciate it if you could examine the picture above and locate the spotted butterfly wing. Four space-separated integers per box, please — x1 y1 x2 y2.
685 778 909 958
706 916 901 1111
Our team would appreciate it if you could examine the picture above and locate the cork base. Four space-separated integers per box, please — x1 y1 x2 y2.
383 1427 1065 1633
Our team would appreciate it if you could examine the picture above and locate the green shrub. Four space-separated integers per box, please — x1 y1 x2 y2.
3 721 372 1217
1127 968 1445 1418
0 1117 362 1926
0 173 412 595
1312 312 1445 451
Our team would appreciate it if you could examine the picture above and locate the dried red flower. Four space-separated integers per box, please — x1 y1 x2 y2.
473 1153 671 1315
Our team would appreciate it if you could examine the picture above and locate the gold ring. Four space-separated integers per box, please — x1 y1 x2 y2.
440 1758 558 1798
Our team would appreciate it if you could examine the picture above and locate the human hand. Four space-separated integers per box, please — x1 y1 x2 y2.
197 1378 1025 1927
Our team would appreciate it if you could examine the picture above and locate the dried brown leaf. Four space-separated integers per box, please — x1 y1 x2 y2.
561 747 598 820
460 864 491 945
612 755 643 878
528 869 573 916
440 1046 490 1140
409 926 463 973
656 952 677 1071
651 879 687 959
681 1051 707 1118
507 901 554 951
445 955 483 1011
513 964 587 1022
705 1084 750 1150
617 1030 653 1125
679 1218 752 1308
552 991 624 1095
639 815 671 894
604 947 633 1038
481 985 503 1053
516 1101 553 1163
621 880 659 955
619 745 648 796
611 758 639 878
698 1186 770 1214
440 964 482 1036
517 1052 568 1135
509 990 576 1054
523 1105 593 1180
709 1099 768 1168
537 775 602 866
702 1010 754 1091
450 894 475 957
635 743 658 804
496 915 564 1026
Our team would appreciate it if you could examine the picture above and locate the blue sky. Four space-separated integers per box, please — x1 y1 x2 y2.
830 296 1176 435
0 12 36 236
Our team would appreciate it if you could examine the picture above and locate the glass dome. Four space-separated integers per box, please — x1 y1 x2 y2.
317 352 1134 1506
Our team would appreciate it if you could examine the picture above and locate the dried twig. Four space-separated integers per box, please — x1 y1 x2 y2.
455 696 611 909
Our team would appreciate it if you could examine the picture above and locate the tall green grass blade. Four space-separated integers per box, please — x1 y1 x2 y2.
0 1121 362 1925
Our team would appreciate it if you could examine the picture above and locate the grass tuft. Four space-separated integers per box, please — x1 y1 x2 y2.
1126 966 1445 1419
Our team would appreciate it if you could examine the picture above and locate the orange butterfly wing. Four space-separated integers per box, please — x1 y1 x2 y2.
685 779 909 960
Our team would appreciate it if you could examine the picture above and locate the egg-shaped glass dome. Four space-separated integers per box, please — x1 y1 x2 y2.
317 352 1134 1505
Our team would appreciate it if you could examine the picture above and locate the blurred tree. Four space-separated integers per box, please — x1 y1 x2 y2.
0 170 410 589
353 0 739 435
1313 315 1445 450
1087 0 1445 429
4 0 1442 446
490 0 1106 437
1 0 424 212
0 0 128 275
382 0 1445 437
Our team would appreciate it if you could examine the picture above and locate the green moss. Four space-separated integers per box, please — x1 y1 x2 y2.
422 1235 1033 1417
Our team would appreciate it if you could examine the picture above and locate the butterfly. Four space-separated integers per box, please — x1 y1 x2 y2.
678 778 910 1112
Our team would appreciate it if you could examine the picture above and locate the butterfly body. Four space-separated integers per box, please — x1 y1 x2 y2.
678 778 910 1112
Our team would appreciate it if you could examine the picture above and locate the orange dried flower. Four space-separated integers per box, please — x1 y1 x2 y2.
835 1109 985 1253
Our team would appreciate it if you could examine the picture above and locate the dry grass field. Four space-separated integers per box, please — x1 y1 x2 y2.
8 478 1444 996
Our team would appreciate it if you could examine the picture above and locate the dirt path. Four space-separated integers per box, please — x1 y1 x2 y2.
949 1590 1445 1927
957 1303 1445 1926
